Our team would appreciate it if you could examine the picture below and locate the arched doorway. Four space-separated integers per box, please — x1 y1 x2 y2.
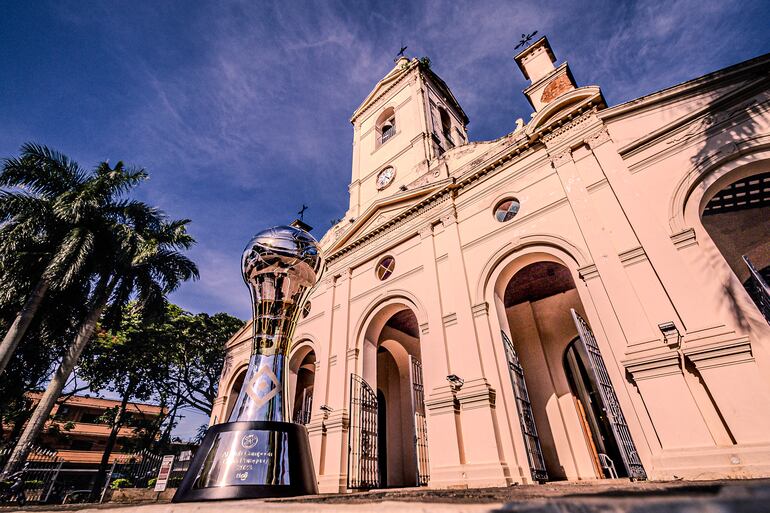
289 347 316 425
348 304 429 489
700 170 770 323
224 368 247 422
498 259 645 481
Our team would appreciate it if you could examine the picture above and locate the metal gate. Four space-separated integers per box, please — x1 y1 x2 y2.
293 386 313 425
570 309 647 480
501 331 548 482
0 444 63 503
100 449 164 499
743 255 770 324
347 374 379 489
409 356 430 486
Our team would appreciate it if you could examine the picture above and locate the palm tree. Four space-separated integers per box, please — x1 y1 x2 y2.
2 201 198 475
0 144 146 375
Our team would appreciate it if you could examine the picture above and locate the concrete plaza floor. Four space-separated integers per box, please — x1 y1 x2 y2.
4 478 770 513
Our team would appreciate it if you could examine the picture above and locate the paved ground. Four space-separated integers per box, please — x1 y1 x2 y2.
3 479 770 512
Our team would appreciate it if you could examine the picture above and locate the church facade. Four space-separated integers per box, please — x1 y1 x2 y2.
213 37 770 491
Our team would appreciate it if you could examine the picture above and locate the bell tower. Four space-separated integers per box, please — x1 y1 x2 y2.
346 56 469 218
514 36 578 112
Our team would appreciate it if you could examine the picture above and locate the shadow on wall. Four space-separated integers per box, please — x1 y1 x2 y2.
685 72 768 331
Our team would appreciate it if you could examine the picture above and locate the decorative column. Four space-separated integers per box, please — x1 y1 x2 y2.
209 396 226 426
552 149 658 346
585 128 730 338
317 269 353 493
417 224 466 487
433 211 510 488
474 299 533 483
306 276 336 482
686 339 770 444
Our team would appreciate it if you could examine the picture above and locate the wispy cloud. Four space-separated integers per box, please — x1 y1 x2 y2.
2 0 768 319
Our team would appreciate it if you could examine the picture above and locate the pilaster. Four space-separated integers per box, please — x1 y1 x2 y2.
553 149 659 347
323 270 352 413
684 337 770 444
437 211 484 378
316 410 349 493
417 224 465 477
623 349 716 450
585 128 733 339
423 216 511 487
209 397 226 426
587 128 770 446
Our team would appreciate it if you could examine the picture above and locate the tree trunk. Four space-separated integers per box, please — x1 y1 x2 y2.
0 278 50 375
90 383 133 499
159 398 179 446
2 275 114 475
159 378 183 447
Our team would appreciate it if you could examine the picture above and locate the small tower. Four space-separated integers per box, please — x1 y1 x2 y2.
514 36 578 112
346 56 469 217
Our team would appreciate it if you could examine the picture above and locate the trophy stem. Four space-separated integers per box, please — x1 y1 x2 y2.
228 354 287 423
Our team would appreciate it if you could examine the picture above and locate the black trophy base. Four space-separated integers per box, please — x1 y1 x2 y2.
172 420 318 502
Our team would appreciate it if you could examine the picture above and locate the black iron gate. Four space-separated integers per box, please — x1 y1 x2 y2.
743 255 770 324
409 356 430 486
501 330 548 482
570 308 647 480
348 373 379 489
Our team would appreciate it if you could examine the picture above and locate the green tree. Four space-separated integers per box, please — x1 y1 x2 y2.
0 144 144 375
148 305 243 445
77 303 242 496
171 310 244 418
2 150 199 475
79 304 176 496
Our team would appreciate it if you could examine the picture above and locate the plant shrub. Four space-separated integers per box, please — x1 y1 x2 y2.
110 478 132 489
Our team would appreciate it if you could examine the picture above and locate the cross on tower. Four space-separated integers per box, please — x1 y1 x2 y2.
298 204 308 221
515 31 538 50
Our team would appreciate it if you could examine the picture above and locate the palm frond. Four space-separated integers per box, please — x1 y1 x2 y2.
1 143 86 196
46 228 95 288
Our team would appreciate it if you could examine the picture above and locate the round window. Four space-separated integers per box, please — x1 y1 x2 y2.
302 301 311 319
494 198 521 222
376 256 396 280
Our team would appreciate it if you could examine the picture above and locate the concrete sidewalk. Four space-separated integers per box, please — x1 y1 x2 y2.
5 479 770 513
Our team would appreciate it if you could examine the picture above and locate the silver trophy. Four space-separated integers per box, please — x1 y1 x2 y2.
174 224 323 502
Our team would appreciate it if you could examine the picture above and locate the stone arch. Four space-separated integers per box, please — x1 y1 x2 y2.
484 250 621 481
674 144 770 339
668 135 770 233
525 86 602 136
353 290 428 355
222 363 249 422
475 234 590 306
289 338 318 425
290 337 318 367
476 237 650 481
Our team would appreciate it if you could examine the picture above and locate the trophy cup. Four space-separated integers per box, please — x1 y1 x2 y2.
173 224 323 502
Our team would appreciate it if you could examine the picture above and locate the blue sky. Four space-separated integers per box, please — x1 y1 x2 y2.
2 0 768 436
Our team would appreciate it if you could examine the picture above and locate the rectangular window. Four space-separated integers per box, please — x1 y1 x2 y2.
79 412 104 424
70 439 94 451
